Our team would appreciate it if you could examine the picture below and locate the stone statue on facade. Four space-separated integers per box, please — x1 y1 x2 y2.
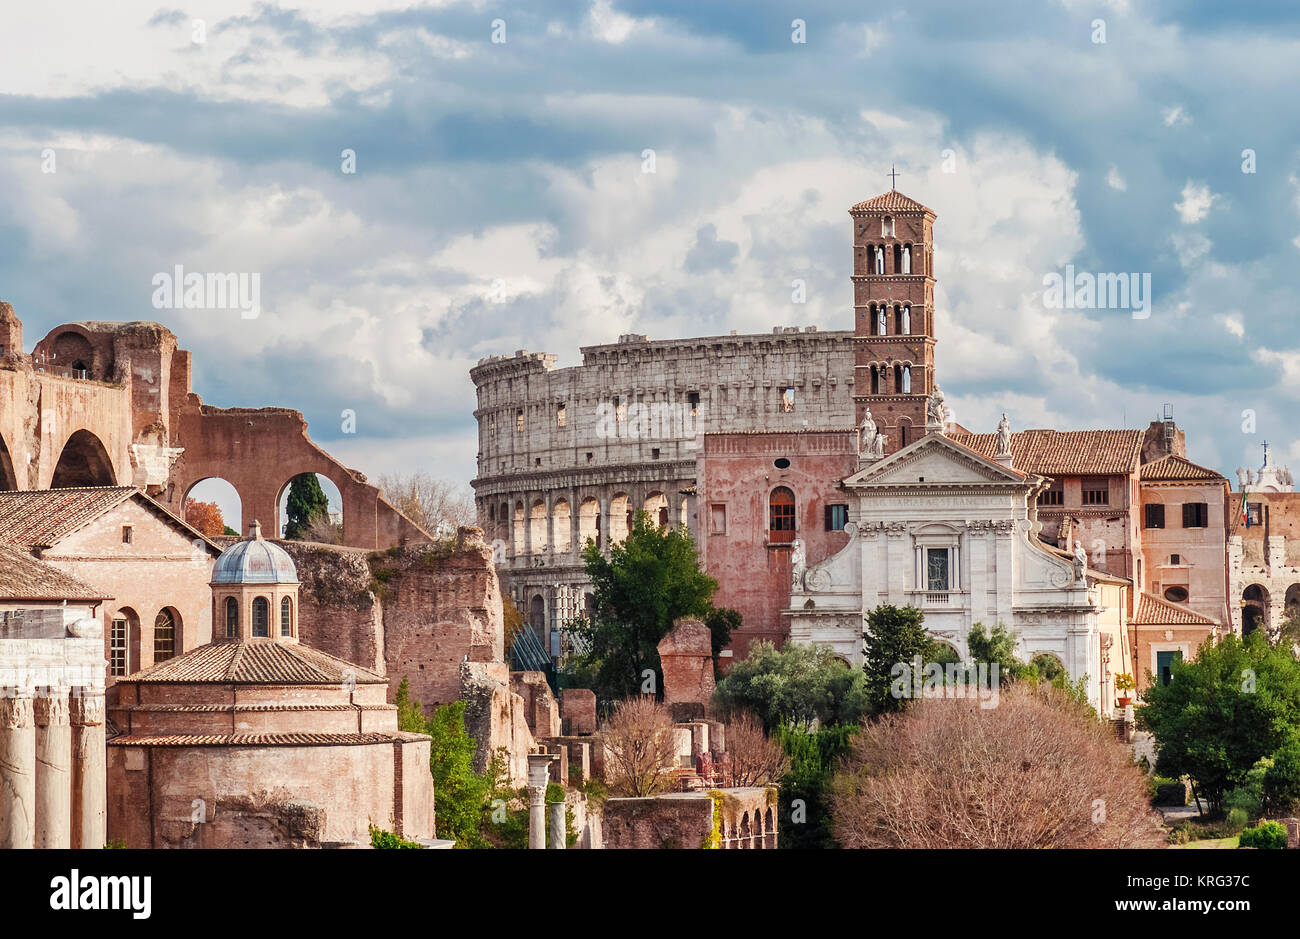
859 408 884 460
996 412 1012 456
1072 540 1088 586
926 385 947 430
791 538 806 593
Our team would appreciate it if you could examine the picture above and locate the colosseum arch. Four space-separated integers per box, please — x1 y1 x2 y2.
552 498 572 554
0 432 16 490
529 499 548 554
50 429 117 488
578 497 600 548
512 501 525 556
610 493 631 543
643 491 668 528
1243 584 1270 636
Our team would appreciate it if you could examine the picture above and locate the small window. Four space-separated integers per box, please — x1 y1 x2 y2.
1157 649 1182 686
1164 586 1189 603
1083 481 1110 506
651 448 660 460
534 457 541 467
516 409 524 432
882 216 895 237
153 609 176 662
225 596 239 638
780 388 795 412
1170 554 1181 565
556 403 566 427
252 597 269 637
768 487 796 543
1144 504 1165 529
1247 503 1263 526
110 618 128 676
1039 486 1064 506
1182 502 1208 528
615 397 627 423
825 504 849 531
774 457 791 469
710 504 727 535
121 525 133 545
586 452 594 464
281 597 293 637
688 392 700 416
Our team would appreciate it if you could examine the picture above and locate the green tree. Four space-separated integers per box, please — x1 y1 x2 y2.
712 641 868 732
569 511 734 705
283 473 329 540
862 604 938 715
965 622 1029 685
773 722 857 849
1138 631 1300 812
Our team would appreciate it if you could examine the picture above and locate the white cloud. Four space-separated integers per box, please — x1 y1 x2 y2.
1162 105 1192 127
1106 165 1127 191
1175 180 1216 224
1218 312 1245 339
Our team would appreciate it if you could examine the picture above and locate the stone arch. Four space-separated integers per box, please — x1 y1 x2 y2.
1243 583 1270 636
183 476 243 537
47 330 99 379
529 499 548 554
529 593 545 633
552 498 572 553
1029 651 1066 681
512 501 525 556
931 640 961 664
643 491 668 528
610 493 630 543
276 472 344 542
578 497 601 548
1286 583 1300 614
0 431 16 490
498 501 510 541
50 429 116 487
764 807 775 848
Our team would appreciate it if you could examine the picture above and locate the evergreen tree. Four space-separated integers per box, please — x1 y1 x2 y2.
862 604 938 715
283 473 329 540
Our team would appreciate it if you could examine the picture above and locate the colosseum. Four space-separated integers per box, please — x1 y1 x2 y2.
470 327 857 653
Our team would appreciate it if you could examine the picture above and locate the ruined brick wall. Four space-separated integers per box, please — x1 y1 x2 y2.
280 541 385 675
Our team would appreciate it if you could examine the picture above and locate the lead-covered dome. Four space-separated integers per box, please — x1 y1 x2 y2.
211 520 298 585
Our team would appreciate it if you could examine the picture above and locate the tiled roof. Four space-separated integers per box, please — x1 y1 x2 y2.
107 732 402 747
939 434 1030 478
1133 592 1218 626
949 429 1144 476
849 190 934 214
0 487 219 552
1140 454 1226 482
119 641 387 685
0 544 110 601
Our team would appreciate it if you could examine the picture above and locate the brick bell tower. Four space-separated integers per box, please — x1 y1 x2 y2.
850 185 937 454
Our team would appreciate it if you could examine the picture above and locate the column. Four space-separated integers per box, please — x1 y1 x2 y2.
34 688 71 849
526 753 556 849
0 690 35 849
70 691 106 850
548 801 566 850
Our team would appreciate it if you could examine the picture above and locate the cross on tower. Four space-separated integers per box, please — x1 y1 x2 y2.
888 165 899 189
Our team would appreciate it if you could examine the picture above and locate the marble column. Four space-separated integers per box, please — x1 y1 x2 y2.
548 800 566 850
69 692 106 850
526 753 555 849
0 690 35 849
34 689 71 849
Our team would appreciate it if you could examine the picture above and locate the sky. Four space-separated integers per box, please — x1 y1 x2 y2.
2 0 1298 521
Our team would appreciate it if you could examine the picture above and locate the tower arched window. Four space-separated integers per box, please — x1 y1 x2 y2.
871 365 880 394
225 596 239 638
876 306 887 335
281 597 293 637
882 216 894 237
901 305 911 335
768 487 796 544
893 244 903 271
902 365 912 393
252 597 269 638
874 246 885 275
901 245 912 274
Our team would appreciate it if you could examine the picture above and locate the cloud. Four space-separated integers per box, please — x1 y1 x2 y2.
1106 165 1127 191
1175 181 1217 224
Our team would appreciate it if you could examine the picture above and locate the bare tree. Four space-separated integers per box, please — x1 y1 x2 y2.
376 472 475 535
603 696 681 797
829 684 1165 848
724 711 790 787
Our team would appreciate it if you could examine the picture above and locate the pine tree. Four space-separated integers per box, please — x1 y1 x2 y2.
283 473 329 540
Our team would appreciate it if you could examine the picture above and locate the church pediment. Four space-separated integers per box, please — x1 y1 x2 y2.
845 434 1029 489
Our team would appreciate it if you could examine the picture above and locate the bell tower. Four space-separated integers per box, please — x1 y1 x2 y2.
849 187 937 453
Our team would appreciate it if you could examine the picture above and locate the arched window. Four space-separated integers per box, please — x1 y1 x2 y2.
874 246 884 275
882 216 894 237
280 597 293 637
902 365 912 394
901 245 912 274
225 596 239 638
252 597 269 637
768 487 796 543
154 609 176 662
893 244 903 271
871 365 880 394
901 305 911 335
876 305 887 335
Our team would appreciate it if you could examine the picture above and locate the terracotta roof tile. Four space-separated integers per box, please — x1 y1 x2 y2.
0 544 109 601
849 190 934 214
119 640 387 685
0 487 219 552
1140 454 1226 482
107 732 402 747
1133 592 1218 626
949 429 1144 476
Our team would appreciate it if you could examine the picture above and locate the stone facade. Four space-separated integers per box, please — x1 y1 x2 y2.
657 618 715 718
469 327 855 659
603 787 777 850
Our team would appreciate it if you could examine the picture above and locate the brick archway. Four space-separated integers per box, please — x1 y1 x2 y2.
182 476 243 536
275 472 346 541
50 428 117 488
0 432 16 490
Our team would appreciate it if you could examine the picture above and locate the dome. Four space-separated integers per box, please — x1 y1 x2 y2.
211 520 298 585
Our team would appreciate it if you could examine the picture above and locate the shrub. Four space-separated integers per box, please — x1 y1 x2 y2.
1152 780 1187 806
1239 821 1288 849
713 640 868 732
1226 808 1249 833
723 711 791 787
830 684 1164 848
1265 740 1300 813
369 824 423 848
603 696 680 796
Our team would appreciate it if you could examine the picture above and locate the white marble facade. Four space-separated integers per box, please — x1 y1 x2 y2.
786 433 1103 707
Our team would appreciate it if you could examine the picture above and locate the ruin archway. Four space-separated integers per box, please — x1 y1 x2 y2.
552 499 571 554
276 473 344 543
0 433 16 490
183 477 242 538
48 331 98 379
50 429 116 488
578 498 600 549
610 493 630 543
1243 584 1270 636
643 491 668 528
529 499 548 554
